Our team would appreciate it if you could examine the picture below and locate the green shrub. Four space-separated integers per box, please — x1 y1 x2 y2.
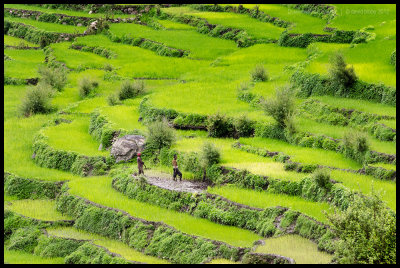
312 168 332 190
118 80 145 100
250 64 268 82
37 65 68 91
107 93 120 106
78 76 99 98
234 115 255 137
327 191 396 264
200 142 220 168
207 113 236 138
328 52 357 90
19 83 54 117
262 86 296 128
145 119 176 153
390 50 396 67
64 242 130 264
342 131 369 164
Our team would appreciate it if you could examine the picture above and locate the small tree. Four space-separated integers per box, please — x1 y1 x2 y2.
326 190 396 264
312 168 332 190
19 83 53 117
342 131 369 164
200 142 220 167
118 80 145 100
37 65 67 91
250 64 268 82
329 52 357 88
78 77 99 98
262 85 296 129
145 119 176 153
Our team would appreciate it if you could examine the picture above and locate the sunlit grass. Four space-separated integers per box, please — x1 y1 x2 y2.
312 96 397 118
46 227 170 264
184 9 285 39
255 235 333 264
5 199 73 221
4 245 64 264
330 169 396 211
4 115 82 181
156 19 194 30
207 258 239 264
67 176 263 247
109 22 239 60
5 16 87 33
173 136 306 181
369 162 396 171
240 137 362 170
4 49 45 78
208 185 332 223
42 115 108 157
4 34 38 47
4 4 137 18
222 4 328 34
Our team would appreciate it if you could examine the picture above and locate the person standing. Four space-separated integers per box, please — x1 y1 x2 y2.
137 152 145 175
172 154 182 181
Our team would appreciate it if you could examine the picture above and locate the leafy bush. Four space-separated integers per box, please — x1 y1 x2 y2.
37 65 68 91
107 93 120 106
390 50 396 67
328 52 357 89
78 76 99 98
312 168 332 190
145 119 176 153
250 64 268 82
207 113 236 138
234 115 255 137
200 142 220 168
327 191 396 264
118 80 145 100
342 131 369 164
262 85 296 129
19 83 54 117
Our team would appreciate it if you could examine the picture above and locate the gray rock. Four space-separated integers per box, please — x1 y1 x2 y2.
98 143 103 151
110 135 146 163
77 23 83 27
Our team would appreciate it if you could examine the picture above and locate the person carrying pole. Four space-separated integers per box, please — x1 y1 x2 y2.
137 152 145 175
172 154 182 181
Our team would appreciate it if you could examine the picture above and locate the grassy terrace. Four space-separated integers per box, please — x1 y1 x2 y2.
4 34 38 47
305 17 396 87
162 6 285 40
208 185 332 223
4 49 44 79
221 4 328 34
67 176 263 248
172 136 306 181
239 137 362 170
255 235 333 264
71 35 211 78
329 4 397 31
4 16 87 33
4 246 64 264
4 115 82 182
47 227 170 264
41 115 108 157
296 118 396 155
329 170 396 211
4 199 73 221
108 22 240 60
4 4 137 19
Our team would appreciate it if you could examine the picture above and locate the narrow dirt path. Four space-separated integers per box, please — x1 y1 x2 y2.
132 170 209 193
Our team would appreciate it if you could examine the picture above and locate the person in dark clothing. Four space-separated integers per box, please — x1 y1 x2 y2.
137 152 145 175
172 154 182 181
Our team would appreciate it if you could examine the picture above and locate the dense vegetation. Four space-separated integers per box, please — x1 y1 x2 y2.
4 3 396 264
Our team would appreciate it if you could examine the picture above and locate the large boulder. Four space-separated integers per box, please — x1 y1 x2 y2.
110 135 145 163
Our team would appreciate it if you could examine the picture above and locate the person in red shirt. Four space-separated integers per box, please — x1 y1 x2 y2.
172 154 182 181
137 152 145 175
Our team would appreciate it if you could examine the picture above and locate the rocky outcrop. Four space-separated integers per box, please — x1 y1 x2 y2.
110 135 145 163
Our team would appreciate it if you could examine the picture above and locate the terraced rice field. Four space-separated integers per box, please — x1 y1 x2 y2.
3 4 396 264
